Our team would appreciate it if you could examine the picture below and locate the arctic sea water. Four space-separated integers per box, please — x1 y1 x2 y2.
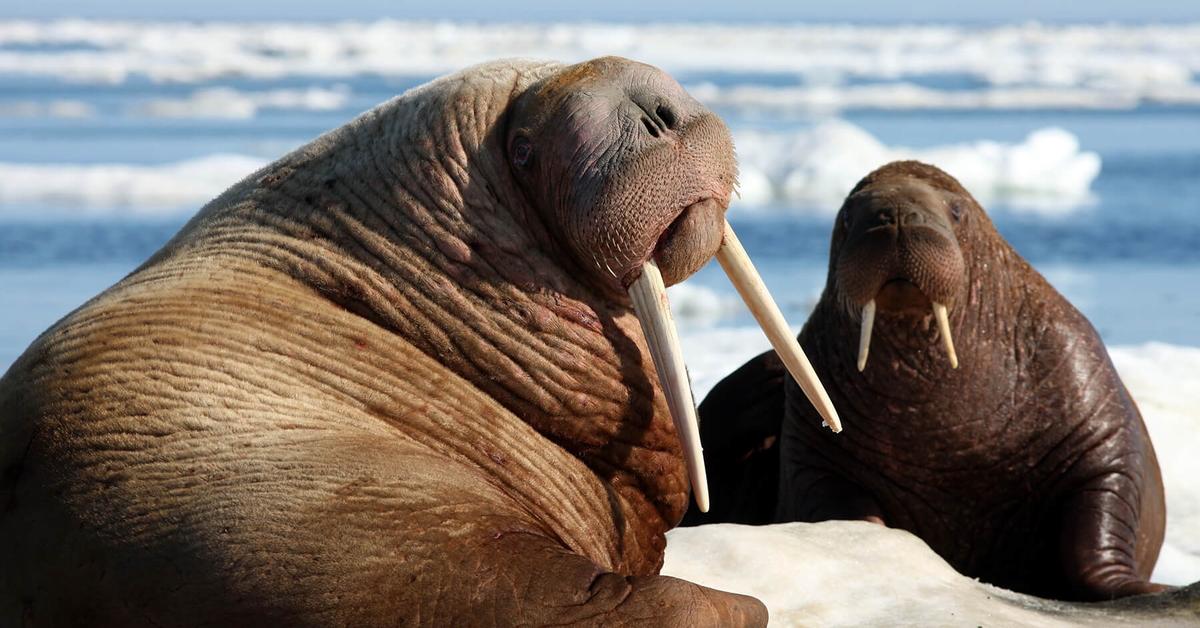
1 20 1197 594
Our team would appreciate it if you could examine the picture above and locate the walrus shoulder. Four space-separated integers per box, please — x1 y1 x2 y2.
682 349 786 526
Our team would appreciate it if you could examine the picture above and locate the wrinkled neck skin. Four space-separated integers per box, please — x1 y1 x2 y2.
147 61 685 571
798 213 1029 469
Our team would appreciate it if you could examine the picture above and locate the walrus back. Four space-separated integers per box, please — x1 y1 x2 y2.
0 250 638 624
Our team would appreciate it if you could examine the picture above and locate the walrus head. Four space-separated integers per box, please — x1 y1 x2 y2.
507 56 733 289
830 160 977 371
505 57 840 510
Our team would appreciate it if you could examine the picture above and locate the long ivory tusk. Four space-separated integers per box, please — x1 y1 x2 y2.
716 221 842 433
932 302 959 369
857 299 876 372
628 261 710 513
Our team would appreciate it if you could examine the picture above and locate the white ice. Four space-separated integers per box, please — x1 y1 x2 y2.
688 81 1200 114
133 85 351 119
733 122 1100 215
1 20 1197 92
0 154 266 213
663 522 1196 627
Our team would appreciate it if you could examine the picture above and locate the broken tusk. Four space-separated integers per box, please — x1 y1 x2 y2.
628 260 710 513
932 302 959 369
857 299 876 372
716 221 842 433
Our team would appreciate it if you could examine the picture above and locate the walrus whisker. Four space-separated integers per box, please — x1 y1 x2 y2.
932 301 959 369
715 220 843 433
628 260 710 513
857 299 876 372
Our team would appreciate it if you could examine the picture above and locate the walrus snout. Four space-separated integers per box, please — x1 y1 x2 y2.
652 197 725 287
834 205 965 314
506 56 737 291
628 82 683 138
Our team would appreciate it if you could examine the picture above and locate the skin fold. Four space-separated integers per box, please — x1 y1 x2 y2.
685 161 1167 602
0 57 766 627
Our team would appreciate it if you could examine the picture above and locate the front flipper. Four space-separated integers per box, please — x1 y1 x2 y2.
1059 469 1167 600
682 350 786 526
477 530 767 627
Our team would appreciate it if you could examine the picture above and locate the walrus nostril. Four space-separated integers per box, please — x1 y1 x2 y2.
656 103 678 130
631 94 674 137
641 116 661 138
900 209 924 226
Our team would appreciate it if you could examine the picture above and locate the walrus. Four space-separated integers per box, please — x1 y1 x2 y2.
685 160 1167 601
0 57 838 626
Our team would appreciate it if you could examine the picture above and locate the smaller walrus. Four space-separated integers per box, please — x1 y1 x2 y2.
686 160 1167 601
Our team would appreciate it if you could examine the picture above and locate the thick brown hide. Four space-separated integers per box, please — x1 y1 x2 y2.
0 58 765 626
687 161 1167 603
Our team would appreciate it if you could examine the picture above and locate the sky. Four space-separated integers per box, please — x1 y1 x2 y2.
5 0 1200 23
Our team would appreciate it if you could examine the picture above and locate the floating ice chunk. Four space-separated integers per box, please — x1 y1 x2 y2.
778 121 889 208
732 166 774 209
732 121 1101 215
137 89 258 119
0 154 268 215
665 283 739 329
0 20 1197 90
134 85 351 119
688 81 1200 112
663 521 1199 627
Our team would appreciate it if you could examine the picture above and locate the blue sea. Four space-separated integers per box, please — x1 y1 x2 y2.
2 20 1199 367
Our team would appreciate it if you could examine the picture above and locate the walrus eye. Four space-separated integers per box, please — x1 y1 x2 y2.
511 136 533 168
949 201 963 222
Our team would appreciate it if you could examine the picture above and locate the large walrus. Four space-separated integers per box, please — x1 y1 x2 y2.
0 57 844 626
687 160 1167 601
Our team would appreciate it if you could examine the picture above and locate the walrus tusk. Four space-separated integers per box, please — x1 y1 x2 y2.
932 302 959 369
628 261 710 513
857 299 876 372
716 221 843 433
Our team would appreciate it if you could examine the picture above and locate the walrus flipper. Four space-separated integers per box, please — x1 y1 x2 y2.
1033 307 1168 600
1057 426 1168 600
474 530 767 626
681 350 786 526
1059 476 1168 600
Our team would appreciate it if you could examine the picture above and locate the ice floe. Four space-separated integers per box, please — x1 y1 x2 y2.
732 122 1100 214
0 20 1197 94
132 85 351 119
0 121 1100 217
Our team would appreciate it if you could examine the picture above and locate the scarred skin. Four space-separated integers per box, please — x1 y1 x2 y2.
685 161 1166 602
0 57 766 626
